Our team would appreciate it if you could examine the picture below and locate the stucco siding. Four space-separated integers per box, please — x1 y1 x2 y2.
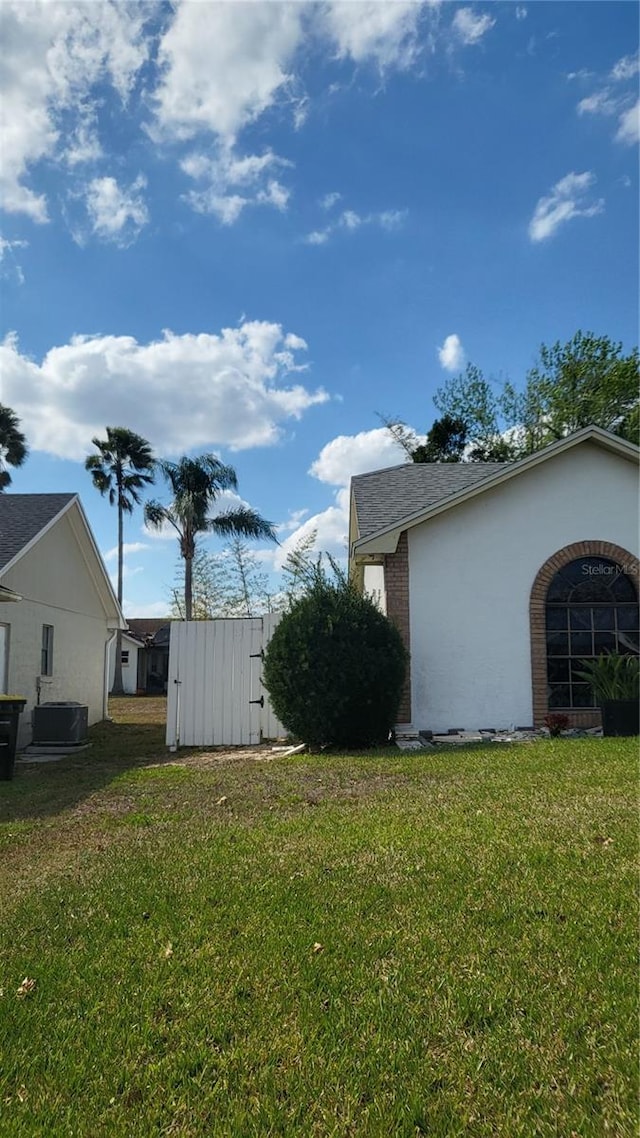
2 512 108 620
3 600 111 747
408 444 639 733
1 512 115 746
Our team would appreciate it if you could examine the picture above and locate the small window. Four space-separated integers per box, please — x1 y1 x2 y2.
121 650 130 667
41 625 54 676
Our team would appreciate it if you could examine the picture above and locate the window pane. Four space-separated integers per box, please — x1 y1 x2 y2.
548 684 570 708
572 684 595 707
546 607 567 630
594 632 616 654
570 631 592 655
570 659 591 682
547 659 569 683
569 607 591 630
547 632 568 656
547 575 572 603
592 606 614 630
570 578 613 603
610 573 638 603
618 630 639 654
617 606 639 631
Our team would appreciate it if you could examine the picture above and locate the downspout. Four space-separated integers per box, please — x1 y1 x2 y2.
103 629 118 721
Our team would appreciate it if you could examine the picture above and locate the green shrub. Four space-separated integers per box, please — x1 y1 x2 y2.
263 564 408 749
576 653 639 703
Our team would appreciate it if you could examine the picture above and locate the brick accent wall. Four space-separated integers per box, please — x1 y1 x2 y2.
384 531 412 723
530 541 639 728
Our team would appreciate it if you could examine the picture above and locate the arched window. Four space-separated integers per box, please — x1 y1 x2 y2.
546 557 639 709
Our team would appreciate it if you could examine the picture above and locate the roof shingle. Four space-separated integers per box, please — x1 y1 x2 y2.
351 463 508 539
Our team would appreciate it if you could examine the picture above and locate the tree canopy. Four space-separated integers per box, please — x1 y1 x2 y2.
0 404 28 490
145 454 277 621
391 332 639 464
85 427 155 694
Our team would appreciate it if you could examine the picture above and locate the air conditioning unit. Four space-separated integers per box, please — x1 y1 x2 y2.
32 702 88 746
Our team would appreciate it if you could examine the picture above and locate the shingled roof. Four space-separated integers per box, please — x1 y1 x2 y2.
351 463 508 540
0 493 76 572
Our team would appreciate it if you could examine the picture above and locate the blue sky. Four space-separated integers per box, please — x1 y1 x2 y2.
1 0 638 617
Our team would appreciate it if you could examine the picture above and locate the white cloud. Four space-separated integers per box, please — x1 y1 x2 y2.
575 53 639 148
275 425 413 569
616 100 640 146
0 1 149 221
277 507 311 535
610 53 640 82
437 333 465 372
452 8 496 46
566 69 593 83
321 1 426 70
63 115 103 168
577 90 619 117
310 427 408 486
103 542 149 563
0 234 27 284
274 487 351 569
123 599 170 620
320 191 341 211
153 3 304 143
1 322 329 462
181 145 291 223
515 7 527 20
304 206 406 245
528 171 604 243
305 229 330 246
83 174 149 246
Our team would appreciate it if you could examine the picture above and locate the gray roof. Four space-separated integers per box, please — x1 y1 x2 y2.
351 462 508 539
0 493 76 571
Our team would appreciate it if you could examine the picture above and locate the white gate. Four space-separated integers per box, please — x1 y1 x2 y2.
166 614 285 749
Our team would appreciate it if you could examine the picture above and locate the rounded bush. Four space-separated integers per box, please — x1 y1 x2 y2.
263 573 408 749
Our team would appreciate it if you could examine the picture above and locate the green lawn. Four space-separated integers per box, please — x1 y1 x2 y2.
0 699 637 1137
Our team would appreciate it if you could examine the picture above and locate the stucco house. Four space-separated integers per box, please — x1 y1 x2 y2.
0 494 125 747
349 426 639 735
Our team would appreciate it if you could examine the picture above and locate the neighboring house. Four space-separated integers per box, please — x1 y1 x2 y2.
108 630 145 695
0 494 125 747
350 426 639 734
120 619 171 694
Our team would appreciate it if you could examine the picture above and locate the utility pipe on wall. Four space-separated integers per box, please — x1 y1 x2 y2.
103 629 118 720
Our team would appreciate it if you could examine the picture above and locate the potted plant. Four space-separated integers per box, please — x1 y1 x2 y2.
577 654 639 737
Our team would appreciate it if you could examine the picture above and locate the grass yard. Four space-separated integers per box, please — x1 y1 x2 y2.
0 699 637 1137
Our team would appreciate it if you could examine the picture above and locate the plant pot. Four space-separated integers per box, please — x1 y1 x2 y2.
601 699 640 737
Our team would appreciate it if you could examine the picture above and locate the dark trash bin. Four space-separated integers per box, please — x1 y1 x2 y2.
0 698 27 781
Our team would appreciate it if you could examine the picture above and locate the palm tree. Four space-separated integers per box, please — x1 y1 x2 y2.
144 454 277 620
85 427 155 694
0 404 28 490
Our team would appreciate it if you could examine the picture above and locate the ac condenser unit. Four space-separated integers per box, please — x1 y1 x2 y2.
32 702 89 745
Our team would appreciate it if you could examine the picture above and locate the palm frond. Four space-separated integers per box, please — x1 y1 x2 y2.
210 508 278 543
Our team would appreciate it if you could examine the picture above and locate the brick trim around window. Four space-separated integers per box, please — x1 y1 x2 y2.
384 530 412 724
530 541 639 728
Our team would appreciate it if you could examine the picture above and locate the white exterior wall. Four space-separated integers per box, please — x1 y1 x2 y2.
1 513 114 747
407 444 639 733
108 636 140 695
